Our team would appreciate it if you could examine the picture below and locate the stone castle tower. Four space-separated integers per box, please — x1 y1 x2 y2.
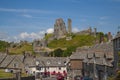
54 18 67 39
68 18 72 34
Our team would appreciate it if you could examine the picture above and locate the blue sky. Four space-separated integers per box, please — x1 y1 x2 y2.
0 0 120 42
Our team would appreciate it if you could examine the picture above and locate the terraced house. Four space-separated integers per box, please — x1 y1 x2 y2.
69 41 114 80
113 31 120 73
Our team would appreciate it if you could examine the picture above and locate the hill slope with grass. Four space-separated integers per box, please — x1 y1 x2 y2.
48 34 96 49
9 43 33 55
0 32 106 56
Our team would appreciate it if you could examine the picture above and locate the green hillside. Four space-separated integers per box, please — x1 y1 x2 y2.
0 32 106 56
48 34 96 48
47 34 96 57
9 43 33 55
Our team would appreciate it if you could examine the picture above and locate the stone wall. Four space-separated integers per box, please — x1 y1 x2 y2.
54 18 67 39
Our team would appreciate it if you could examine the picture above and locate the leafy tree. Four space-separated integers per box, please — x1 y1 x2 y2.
0 40 9 52
63 46 76 57
53 48 63 57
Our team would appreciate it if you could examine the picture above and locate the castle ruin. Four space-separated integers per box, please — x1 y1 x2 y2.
68 18 72 34
54 18 67 39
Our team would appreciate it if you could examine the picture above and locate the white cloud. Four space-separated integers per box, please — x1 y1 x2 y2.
72 27 80 33
20 32 29 39
0 30 46 42
46 28 54 33
19 32 44 40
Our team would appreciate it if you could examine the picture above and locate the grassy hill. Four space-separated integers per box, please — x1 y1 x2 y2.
48 34 96 49
9 43 33 55
0 32 105 56
46 34 96 57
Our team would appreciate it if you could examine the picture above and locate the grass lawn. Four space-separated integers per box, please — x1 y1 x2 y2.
0 69 28 78
0 69 13 78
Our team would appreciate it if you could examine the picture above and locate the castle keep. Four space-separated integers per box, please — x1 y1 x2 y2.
54 18 72 39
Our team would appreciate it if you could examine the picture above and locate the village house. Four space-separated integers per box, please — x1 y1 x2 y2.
35 57 68 78
0 53 25 73
69 41 114 80
113 31 120 73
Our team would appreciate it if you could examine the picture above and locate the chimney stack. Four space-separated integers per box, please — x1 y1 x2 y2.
107 32 112 42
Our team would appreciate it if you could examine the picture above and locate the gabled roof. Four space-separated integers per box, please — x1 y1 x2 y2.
24 56 35 67
113 31 120 39
7 55 24 69
0 55 15 68
16 55 24 62
36 57 67 67
70 52 87 60
0 53 7 64
70 42 114 66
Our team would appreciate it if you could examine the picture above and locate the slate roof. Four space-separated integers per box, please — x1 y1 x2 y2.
36 57 67 67
24 57 35 67
70 42 114 67
113 31 120 39
16 55 24 62
7 56 25 69
0 55 15 68
70 52 87 60
0 53 7 64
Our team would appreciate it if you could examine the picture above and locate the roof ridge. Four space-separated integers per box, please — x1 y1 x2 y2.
0 54 7 65
6 55 16 68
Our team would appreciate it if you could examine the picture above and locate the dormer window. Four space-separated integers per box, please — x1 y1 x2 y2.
47 61 50 65
36 61 39 66
58 61 61 64
13 63 18 68
64 61 67 65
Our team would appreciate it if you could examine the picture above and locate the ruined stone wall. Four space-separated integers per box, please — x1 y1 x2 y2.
68 18 72 34
54 18 67 39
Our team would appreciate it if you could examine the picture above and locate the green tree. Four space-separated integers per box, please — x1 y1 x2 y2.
0 40 9 52
63 46 76 57
53 48 63 57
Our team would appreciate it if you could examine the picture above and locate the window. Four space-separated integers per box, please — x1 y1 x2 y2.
59 67 61 70
58 61 61 64
36 66 41 70
36 61 39 65
13 63 18 68
47 60 50 65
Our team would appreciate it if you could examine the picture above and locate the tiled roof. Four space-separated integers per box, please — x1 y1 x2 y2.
24 57 35 67
0 55 15 68
70 52 87 60
36 57 67 67
16 55 24 62
113 32 120 39
0 53 7 64
70 42 114 66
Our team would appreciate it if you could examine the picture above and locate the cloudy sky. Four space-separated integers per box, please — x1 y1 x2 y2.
0 0 120 42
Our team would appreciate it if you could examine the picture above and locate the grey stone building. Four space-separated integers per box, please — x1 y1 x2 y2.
113 31 120 72
69 42 114 80
33 39 48 54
